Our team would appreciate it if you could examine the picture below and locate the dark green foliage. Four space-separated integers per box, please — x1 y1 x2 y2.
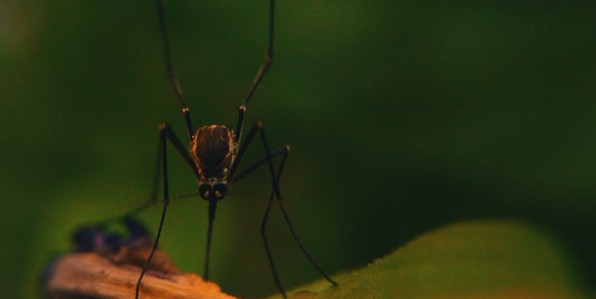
269 221 590 299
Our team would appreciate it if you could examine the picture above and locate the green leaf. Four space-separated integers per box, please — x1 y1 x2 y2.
267 220 590 299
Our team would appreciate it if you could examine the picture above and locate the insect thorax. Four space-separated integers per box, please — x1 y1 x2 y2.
190 124 235 181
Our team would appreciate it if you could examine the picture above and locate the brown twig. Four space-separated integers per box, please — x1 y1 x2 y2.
45 249 237 299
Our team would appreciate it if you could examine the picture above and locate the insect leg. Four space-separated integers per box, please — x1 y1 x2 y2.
157 0 194 139
232 145 289 183
242 0 275 107
135 124 198 298
273 182 339 288
259 147 289 298
228 122 281 199
256 138 337 298
234 0 276 144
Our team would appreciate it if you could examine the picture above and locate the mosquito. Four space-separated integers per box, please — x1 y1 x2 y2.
127 0 338 298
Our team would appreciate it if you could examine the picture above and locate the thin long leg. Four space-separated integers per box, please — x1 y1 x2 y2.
135 125 170 299
234 0 275 143
135 203 168 298
135 124 199 298
157 0 194 139
260 148 289 298
243 0 275 107
234 106 246 146
228 122 281 199
149 129 164 204
232 145 289 183
257 144 338 298
161 124 199 178
130 128 166 213
125 124 199 218
275 190 338 288
86 126 167 227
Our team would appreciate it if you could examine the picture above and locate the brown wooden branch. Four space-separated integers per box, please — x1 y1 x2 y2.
45 247 237 299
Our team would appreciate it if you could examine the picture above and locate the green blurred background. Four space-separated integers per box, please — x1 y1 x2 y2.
1 1 595 298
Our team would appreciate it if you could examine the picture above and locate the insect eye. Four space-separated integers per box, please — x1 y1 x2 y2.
213 184 227 200
198 184 210 200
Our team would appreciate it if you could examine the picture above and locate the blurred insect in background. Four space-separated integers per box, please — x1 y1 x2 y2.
120 0 339 298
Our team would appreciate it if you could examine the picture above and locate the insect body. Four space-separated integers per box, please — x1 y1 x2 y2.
192 124 235 200
128 0 338 298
